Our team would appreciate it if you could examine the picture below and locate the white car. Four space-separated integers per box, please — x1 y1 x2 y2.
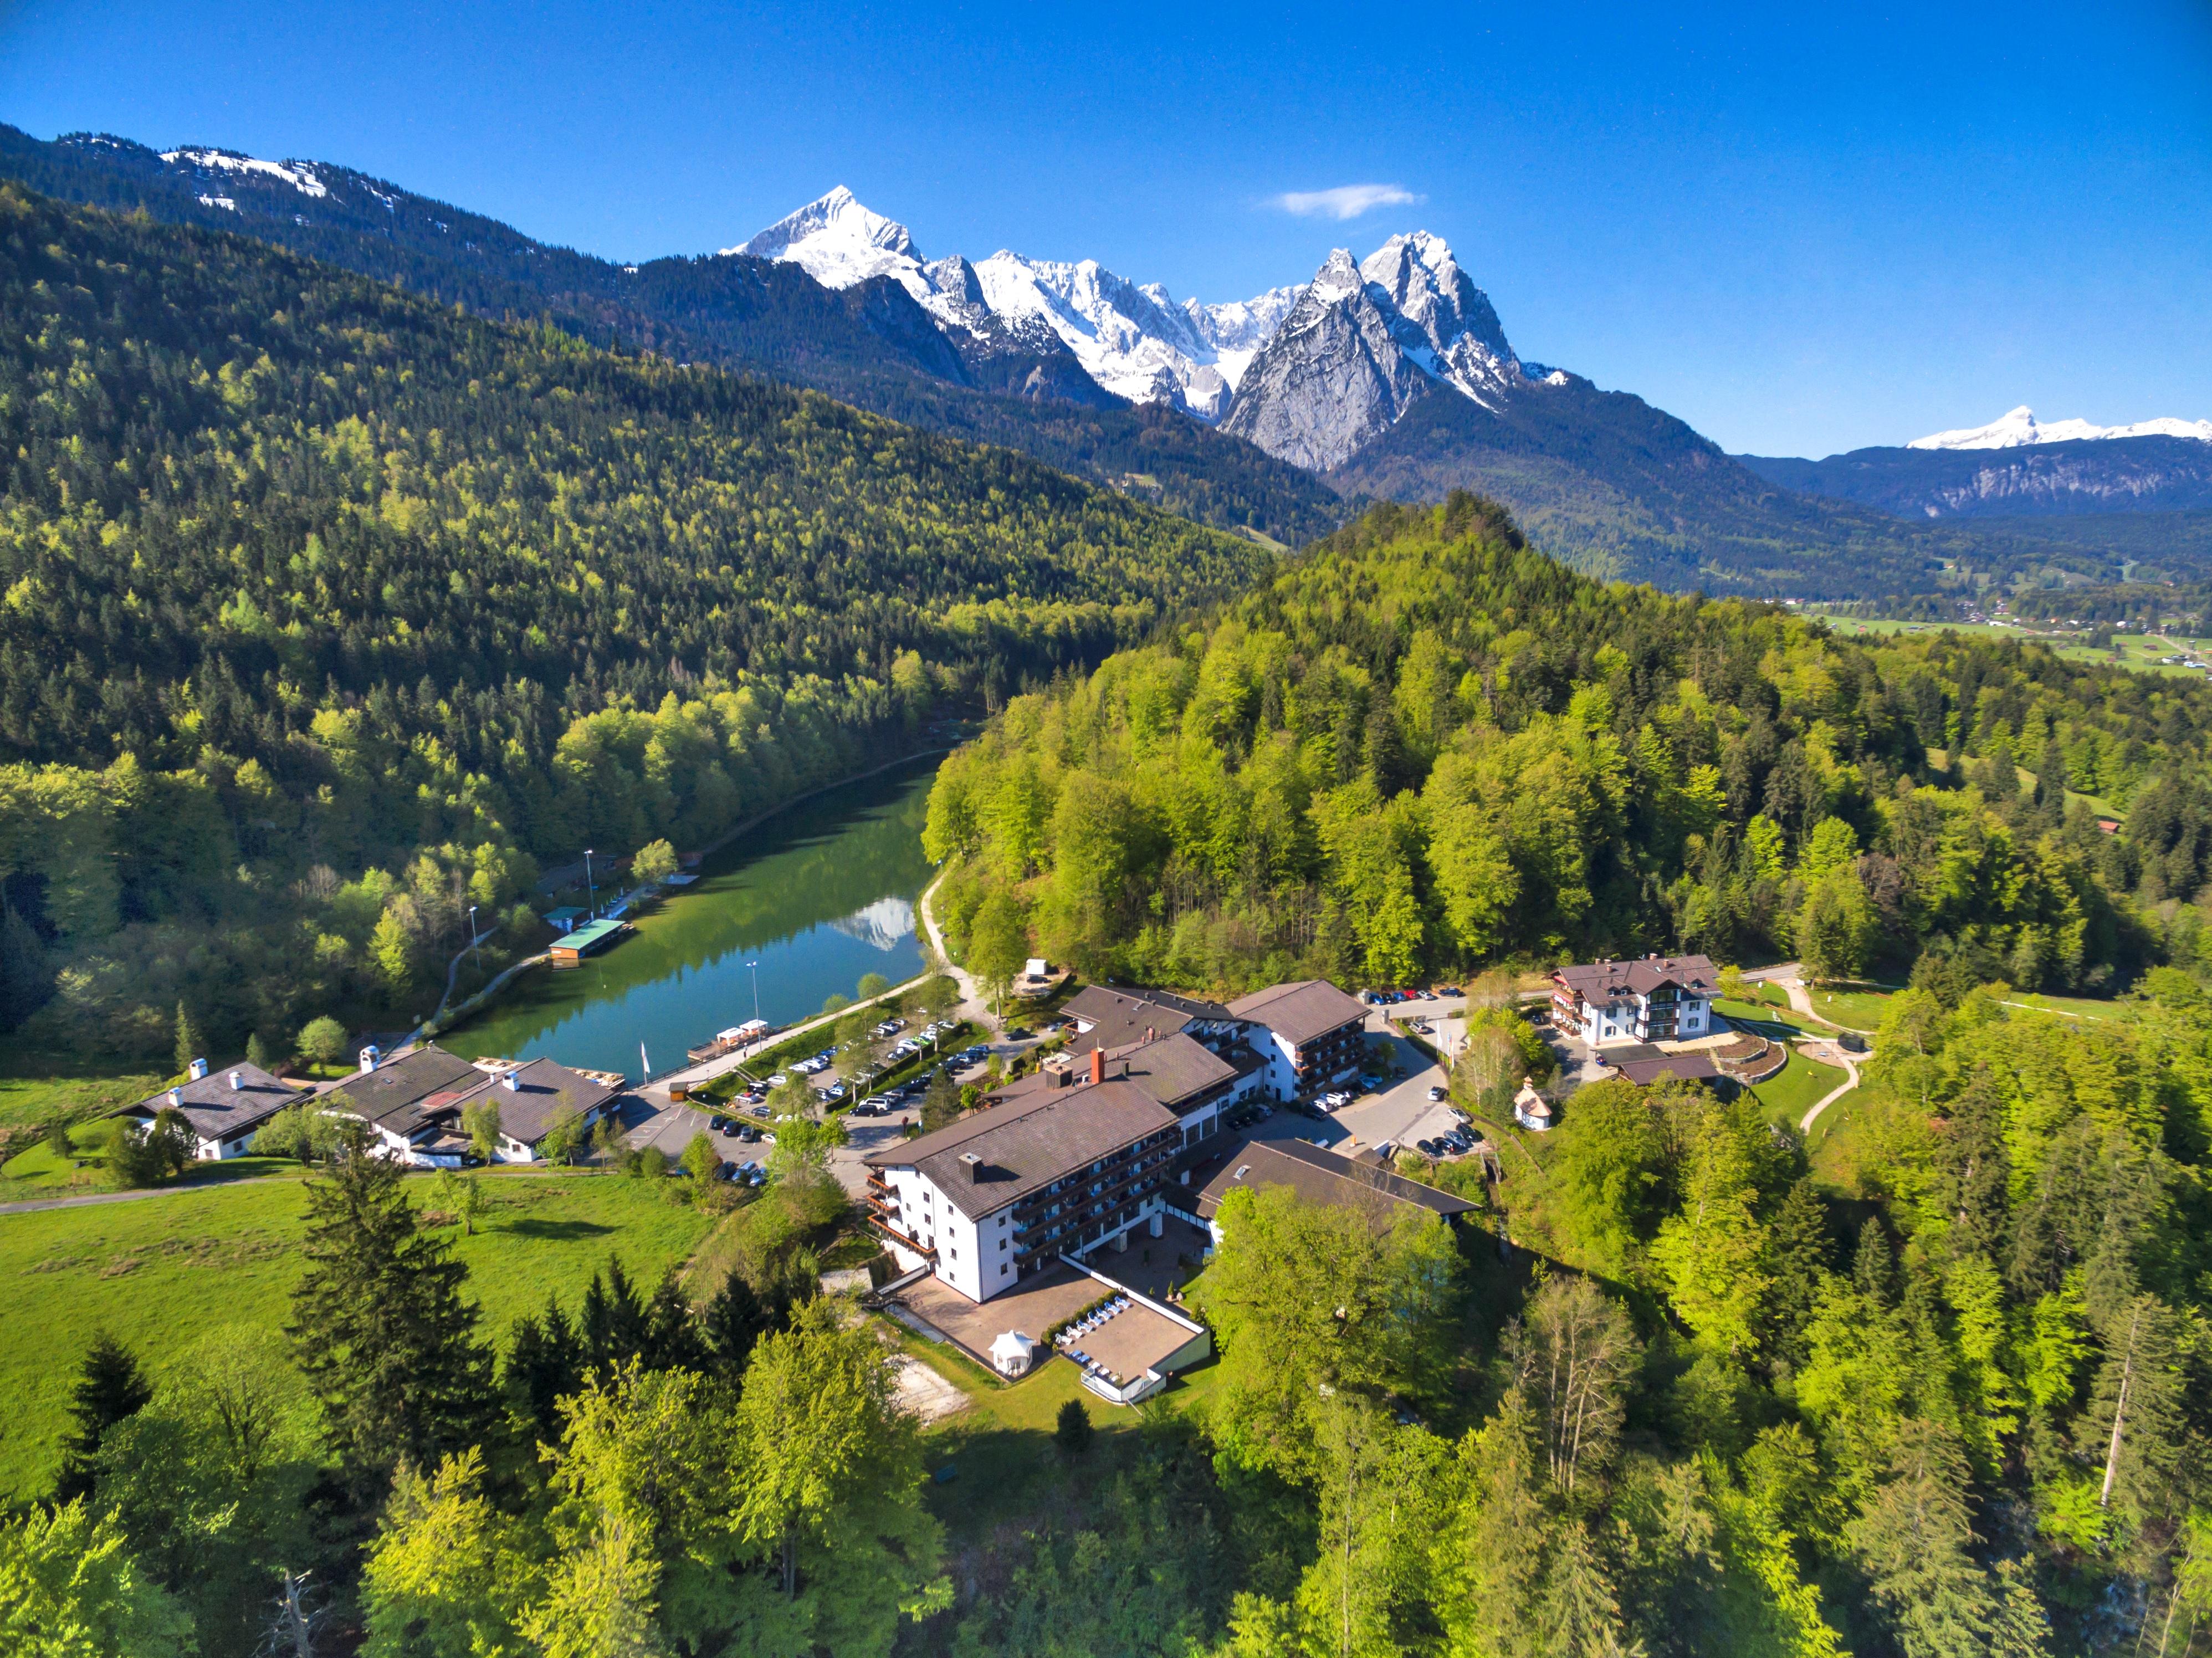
767 1073 789 1087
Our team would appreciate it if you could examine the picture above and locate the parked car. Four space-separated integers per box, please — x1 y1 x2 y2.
749 1103 772 1119
1437 985 1463 998
1417 1139 1440 1158
1427 1085 1448 1102
709 1114 733 1132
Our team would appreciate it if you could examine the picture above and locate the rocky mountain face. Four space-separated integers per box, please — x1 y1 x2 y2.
1217 233 1554 470
1740 437 2212 519
738 187 1299 421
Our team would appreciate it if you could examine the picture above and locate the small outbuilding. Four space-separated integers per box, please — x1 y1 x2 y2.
989 1329 1039 1378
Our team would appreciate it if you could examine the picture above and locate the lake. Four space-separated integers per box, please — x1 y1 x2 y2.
444 755 940 1078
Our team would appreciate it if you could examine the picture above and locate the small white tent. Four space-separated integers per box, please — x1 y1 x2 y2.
989 1329 1037 1378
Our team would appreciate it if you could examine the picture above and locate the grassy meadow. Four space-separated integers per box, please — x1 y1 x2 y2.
0 1170 715 1499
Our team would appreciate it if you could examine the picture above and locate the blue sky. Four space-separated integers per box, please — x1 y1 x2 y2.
3 0 2207 457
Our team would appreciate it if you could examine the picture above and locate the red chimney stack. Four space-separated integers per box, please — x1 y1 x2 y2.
1089 1048 1105 1086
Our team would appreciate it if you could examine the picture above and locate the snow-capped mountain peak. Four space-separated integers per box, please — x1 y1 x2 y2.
726 186 928 297
1910 405 2212 449
731 191 1306 421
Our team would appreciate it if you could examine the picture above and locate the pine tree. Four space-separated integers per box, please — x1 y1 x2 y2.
701 1271 772 1379
287 1130 499 1503
1762 1178 1833 1364
578 1258 648 1374
53 1332 152 1503
1936 1070 2012 1263
641 1272 707 1374
1855 1217 1897 1311
173 1001 203 1077
503 1294 582 1442
245 1030 272 1073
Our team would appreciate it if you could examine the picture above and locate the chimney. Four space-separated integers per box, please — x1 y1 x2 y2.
501 1069 520 1092
959 1152 982 1183
167 1087 183 1108
1089 1048 1104 1087
1145 1026 1155 1043
227 1069 242 1091
359 1045 381 1074
188 1057 208 1081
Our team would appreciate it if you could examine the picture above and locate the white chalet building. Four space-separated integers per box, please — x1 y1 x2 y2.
1550 955 1719 1048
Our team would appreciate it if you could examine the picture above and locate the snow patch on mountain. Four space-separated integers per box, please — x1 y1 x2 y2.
733 188 1303 421
161 149 329 199
1911 405 2212 450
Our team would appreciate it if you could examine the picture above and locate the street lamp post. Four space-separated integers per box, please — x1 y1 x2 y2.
746 960 761 1022
468 904 479 960
584 849 596 917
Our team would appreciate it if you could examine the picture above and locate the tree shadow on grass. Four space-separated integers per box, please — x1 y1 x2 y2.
501 1217 617 1240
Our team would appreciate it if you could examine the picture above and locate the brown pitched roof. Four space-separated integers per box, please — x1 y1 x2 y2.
1062 984 1233 1053
1195 1138 1478 1227
1114 1031 1245 1110
445 1058 618 1147
315 1045 484 1134
863 1080 1178 1220
1602 1050 1721 1087
1226 979 1369 1045
125 1062 305 1143
1552 955 1719 1002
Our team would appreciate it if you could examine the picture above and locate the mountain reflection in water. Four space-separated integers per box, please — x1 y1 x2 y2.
445 757 938 1078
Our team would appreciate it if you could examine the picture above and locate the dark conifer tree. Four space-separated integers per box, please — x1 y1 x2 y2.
579 1257 648 1373
287 1130 499 1503
503 1293 582 1441
700 1271 772 1379
53 1332 152 1503
1854 1217 1897 1311
173 1001 203 1077
641 1272 707 1374
1936 1069 2013 1263
1760 1178 1832 1365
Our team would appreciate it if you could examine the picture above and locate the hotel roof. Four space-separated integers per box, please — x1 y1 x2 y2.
863 1081 1178 1220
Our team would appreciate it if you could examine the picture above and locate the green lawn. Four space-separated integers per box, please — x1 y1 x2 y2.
0 1059 167 1132
1806 985 1894 1031
0 1170 714 1500
0 1121 305 1204
1749 1047 1847 1127
2003 991 2122 1021
1713 998 1812 1040
876 1313 1225 1545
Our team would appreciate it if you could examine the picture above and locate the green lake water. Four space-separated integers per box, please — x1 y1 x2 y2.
444 756 940 1079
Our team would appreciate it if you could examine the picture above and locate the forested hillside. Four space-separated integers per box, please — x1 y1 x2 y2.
925 495 2212 995
0 124 1351 546
0 181 1270 1057
1327 378 2121 600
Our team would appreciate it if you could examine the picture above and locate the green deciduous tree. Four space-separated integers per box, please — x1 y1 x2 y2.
1198 1185 1463 1483
0 1499 192 1658
727 1298 950 1651
631 838 678 883
297 1015 349 1068
362 1447 534 1658
462 1099 503 1165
